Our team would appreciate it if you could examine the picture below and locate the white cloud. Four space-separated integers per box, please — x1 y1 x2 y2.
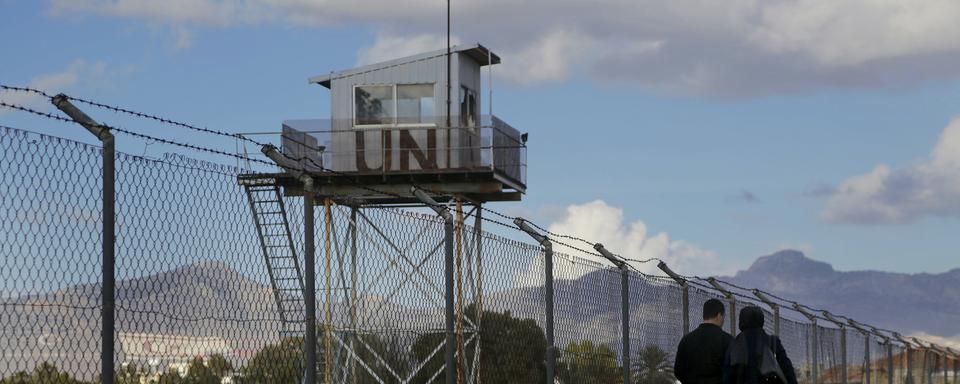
910 332 960 350
750 0 960 67
0 60 107 114
171 25 193 51
496 29 595 85
517 200 726 286
821 118 960 224
357 33 460 66
47 0 960 93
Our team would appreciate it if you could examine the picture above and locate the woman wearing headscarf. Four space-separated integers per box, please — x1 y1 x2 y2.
723 306 798 384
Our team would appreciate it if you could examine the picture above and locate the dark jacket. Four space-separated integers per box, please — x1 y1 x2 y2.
675 323 734 384
722 307 798 384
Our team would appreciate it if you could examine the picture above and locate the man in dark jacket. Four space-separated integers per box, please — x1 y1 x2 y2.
675 298 734 384
723 306 798 384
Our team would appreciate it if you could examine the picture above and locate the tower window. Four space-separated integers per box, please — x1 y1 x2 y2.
355 84 435 127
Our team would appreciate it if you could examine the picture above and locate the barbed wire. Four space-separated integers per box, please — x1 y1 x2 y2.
0 84 606 250
0 85 942 353
0 84 51 98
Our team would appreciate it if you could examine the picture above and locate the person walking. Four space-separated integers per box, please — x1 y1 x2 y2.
723 306 798 384
675 298 734 384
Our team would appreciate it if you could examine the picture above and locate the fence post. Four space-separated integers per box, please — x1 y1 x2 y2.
866 335 871 384
52 95 116 384
514 218 556 384
947 348 960 384
594 243 631 384
887 340 894 384
262 145 317 384
949 349 958 384
823 312 848 384
895 335 913 384
854 323 880 384
866 325 889 384
914 340 929 384
870 327 896 384
707 278 736 335
794 304 819 384
657 262 689 334
413 188 456 384
753 290 780 337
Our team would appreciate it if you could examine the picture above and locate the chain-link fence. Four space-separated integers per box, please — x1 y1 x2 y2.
1 122 958 384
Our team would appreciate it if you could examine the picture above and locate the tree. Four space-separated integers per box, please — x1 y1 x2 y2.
632 345 675 384
236 337 304 384
558 341 622 384
157 368 186 384
205 354 233 378
410 304 547 383
182 356 222 384
0 362 91 384
114 363 152 384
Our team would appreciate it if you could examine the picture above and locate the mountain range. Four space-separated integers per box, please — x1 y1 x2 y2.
3 249 957 379
724 249 960 338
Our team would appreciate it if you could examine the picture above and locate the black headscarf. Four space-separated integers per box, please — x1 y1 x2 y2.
738 306 765 331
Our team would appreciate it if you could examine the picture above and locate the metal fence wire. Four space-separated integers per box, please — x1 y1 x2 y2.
0 122 958 384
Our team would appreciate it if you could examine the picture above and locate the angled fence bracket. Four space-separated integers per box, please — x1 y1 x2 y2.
413 187 456 384
658 261 690 334
794 303 820 384
849 320 875 384
708 278 736 335
822 311 848 384
514 218 556 384
752 290 780 336
52 94 116 384
594 243 631 384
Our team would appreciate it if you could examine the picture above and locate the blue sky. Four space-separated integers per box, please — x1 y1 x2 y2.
2 0 960 276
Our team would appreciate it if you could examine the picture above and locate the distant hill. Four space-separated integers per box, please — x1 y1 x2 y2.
724 250 960 337
4 250 956 380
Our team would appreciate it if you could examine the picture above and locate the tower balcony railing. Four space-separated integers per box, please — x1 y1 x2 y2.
235 115 526 192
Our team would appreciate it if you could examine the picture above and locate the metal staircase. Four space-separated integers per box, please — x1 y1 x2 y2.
243 181 306 342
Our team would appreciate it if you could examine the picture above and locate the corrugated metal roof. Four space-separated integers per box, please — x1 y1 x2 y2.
308 43 500 88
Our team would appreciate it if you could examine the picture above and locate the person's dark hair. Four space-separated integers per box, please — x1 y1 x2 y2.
739 306 765 331
703 298 725 320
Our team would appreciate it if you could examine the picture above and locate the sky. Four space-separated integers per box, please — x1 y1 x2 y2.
2 0 960 277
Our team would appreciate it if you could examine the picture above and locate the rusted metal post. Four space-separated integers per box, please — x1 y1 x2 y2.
52 95 116 384
514 218 556 384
